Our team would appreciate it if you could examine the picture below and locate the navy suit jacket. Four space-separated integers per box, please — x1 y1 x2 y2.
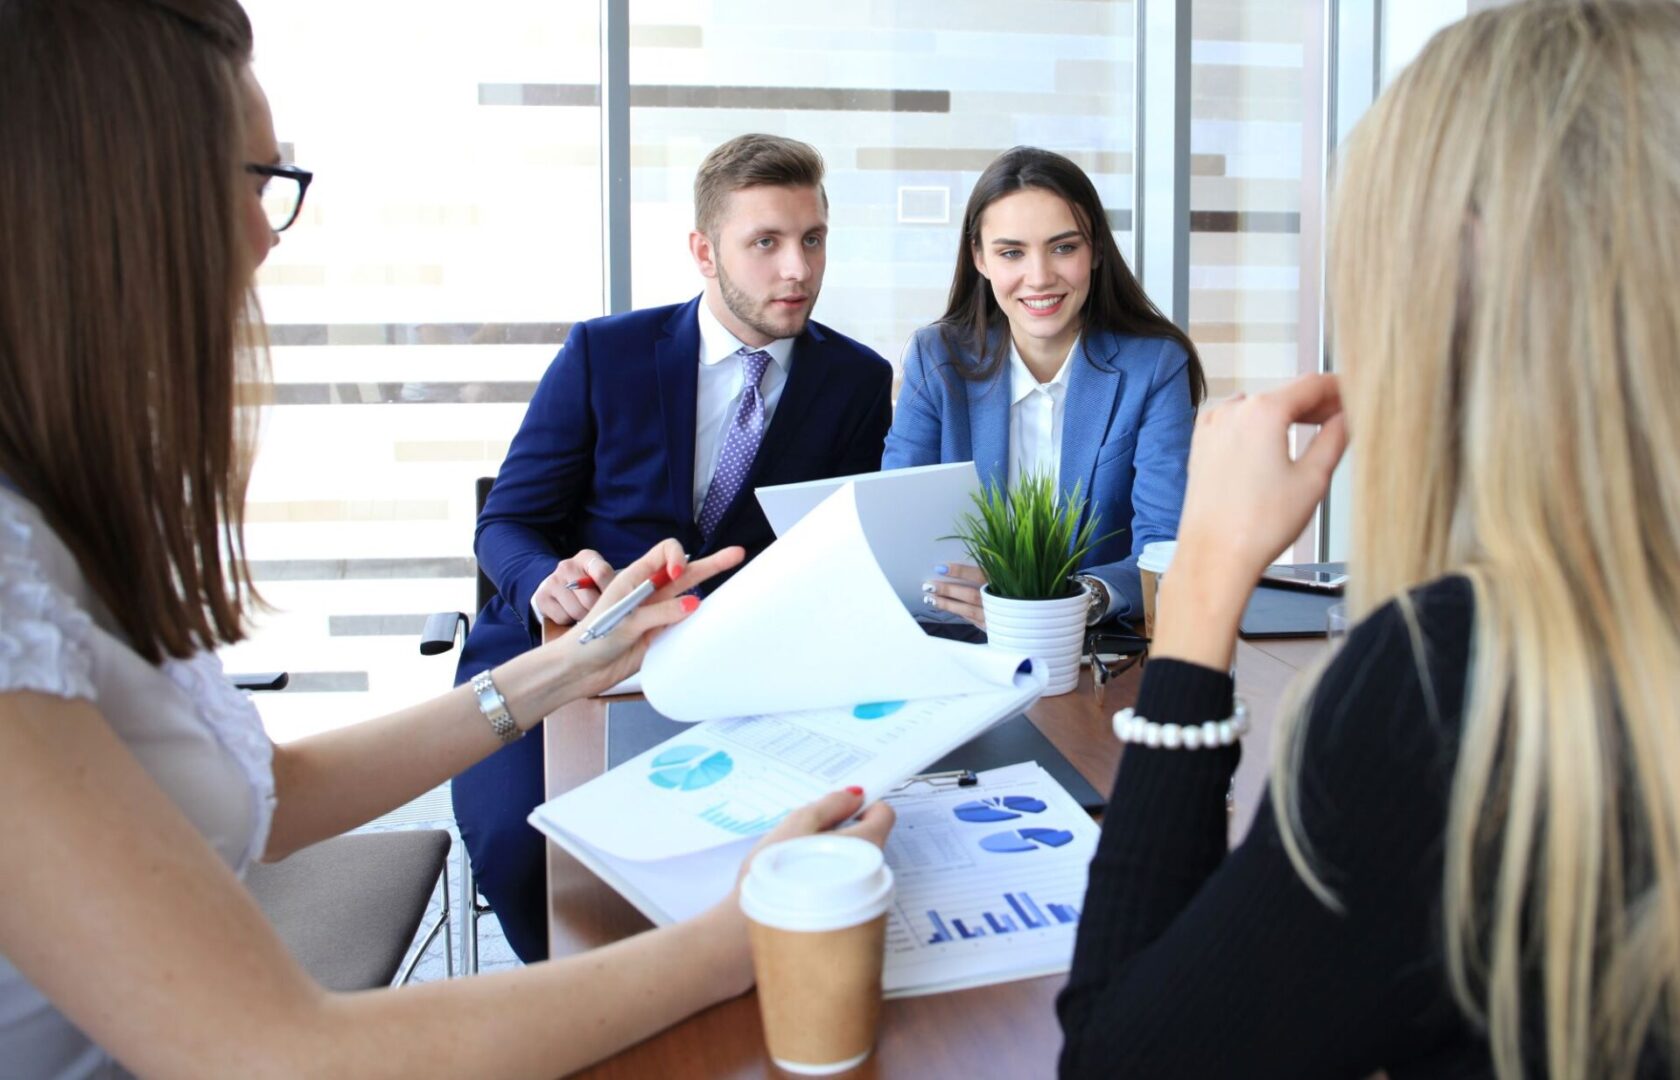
459 296 893 673
883 324 1195 621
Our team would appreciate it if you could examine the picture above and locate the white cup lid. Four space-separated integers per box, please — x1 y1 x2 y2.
739 835 894 932
1137 539 1178 573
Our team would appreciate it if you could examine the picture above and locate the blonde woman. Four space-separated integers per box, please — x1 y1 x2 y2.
0 1 890 1076
1058 3 1678 1077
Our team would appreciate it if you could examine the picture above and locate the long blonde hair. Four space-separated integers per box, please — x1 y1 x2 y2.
1274 2 1680 1076
0 0 264 663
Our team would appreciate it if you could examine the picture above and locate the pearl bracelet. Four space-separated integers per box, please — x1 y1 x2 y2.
1112 698 1249 749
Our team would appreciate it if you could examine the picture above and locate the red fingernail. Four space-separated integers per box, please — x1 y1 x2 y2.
680 595 700 613
668 560 685 581
845 785 864 797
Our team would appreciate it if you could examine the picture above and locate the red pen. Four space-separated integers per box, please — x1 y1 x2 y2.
567 564 679 592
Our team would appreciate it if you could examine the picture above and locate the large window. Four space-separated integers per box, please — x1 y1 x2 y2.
626 1 1138 369
227 0 1396 723
227 3 601 740
1188 0 1313 399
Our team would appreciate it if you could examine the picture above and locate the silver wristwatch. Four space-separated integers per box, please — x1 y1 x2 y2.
471 669 522 744
1074 574 1110 626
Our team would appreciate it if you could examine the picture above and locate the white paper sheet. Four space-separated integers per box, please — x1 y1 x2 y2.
755 462 981 611
642 482 1023 722
878 762 1099 997
534 667 1043 862
531 761 1099 999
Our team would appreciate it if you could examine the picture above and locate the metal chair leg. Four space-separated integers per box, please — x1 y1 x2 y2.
396 859 452 986
441 857 455 979
458 840 482 975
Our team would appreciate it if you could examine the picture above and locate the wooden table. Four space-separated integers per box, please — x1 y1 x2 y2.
544 637 1325 1078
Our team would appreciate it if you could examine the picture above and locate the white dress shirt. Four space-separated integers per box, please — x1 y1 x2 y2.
693 298 794 517
1006 335 1076 490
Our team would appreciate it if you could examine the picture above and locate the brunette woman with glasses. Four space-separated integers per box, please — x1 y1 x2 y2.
0 2 889 1075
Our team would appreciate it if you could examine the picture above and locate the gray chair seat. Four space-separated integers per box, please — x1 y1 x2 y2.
246 829 452 991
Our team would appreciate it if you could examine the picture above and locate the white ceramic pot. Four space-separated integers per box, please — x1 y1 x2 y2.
981 583 1089 695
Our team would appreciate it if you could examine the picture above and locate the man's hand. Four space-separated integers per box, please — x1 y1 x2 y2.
530 549 618 626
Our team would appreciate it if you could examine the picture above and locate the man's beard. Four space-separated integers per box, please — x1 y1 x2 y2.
717 259 811 343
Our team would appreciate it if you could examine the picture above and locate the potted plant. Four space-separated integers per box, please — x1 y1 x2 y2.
947 470 1110 695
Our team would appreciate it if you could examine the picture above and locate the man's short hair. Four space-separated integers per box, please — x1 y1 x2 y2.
693 134 827 236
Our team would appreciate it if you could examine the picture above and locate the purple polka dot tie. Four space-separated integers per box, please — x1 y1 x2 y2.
697 348 773 539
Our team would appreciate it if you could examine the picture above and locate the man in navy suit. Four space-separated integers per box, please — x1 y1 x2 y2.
451 134 893 962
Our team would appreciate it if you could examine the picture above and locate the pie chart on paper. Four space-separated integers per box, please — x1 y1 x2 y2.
647 745 734 791
979 827 1076 853
953 796 1048 823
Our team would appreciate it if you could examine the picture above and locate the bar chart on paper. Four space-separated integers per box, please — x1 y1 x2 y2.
878 762 1099 997
924 889 1082 944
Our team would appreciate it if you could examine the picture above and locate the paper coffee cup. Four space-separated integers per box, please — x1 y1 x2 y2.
1137 540 1177 641
740 836 895 1075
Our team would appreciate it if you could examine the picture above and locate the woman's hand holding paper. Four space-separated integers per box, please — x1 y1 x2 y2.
548 539 744 700
692 788 898 997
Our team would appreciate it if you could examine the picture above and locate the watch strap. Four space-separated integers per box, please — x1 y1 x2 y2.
471 669 521 745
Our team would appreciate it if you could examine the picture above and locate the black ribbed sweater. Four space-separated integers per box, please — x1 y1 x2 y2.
1055 575 1664 1078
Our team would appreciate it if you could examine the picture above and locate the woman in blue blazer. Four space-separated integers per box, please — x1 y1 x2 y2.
885 146 1206 628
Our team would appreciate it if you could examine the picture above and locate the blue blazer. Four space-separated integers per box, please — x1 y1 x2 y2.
457 296 893 676
882 324 1195 621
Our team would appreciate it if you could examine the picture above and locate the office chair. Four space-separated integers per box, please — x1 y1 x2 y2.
229 672 289 691
245 830 454 989
228 675 458 986
419 474 496 974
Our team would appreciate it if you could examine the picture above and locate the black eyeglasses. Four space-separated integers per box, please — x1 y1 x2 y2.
1086 628 1148 705
245 163 313 233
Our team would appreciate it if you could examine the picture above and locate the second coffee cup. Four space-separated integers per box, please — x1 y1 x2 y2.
740 834 895 1076
1137 540 1177 641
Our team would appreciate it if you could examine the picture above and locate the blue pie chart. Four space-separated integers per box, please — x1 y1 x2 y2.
647 745 733 791
954 796 1048 823
853 701 906 720
980 827 1075 853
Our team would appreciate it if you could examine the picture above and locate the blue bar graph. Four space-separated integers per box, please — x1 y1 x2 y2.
1005 892 1044 929
926 890 1078 945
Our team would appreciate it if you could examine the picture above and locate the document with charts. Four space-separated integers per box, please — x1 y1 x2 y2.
878 761 1098 997
528 481 1050 959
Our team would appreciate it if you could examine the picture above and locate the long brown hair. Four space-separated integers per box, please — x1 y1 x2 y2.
938 146 1204 402
0 0 263 663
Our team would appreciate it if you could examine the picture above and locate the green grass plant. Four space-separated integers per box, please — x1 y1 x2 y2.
946 469 1112 601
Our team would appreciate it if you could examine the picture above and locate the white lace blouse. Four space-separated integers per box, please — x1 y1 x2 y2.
0 487 276 1079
